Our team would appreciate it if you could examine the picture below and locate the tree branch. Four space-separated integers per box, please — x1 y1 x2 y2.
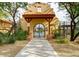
62 3 71 16
69 3 74 17
74 14 79 19
73 32 79 41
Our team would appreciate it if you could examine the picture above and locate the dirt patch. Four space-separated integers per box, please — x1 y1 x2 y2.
0 40 30 57
48 39 79 57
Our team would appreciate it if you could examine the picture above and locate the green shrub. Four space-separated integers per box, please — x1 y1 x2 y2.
0 32 3 45
0 39 2 45
9 34 16 44
0 32 16 44
3 34 16 44
55 38 69 44
15 27 28 40
0 25 28 45
54 31 61 38
15 31 28 40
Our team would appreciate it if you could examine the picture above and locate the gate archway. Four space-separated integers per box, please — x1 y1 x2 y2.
33 24 45 38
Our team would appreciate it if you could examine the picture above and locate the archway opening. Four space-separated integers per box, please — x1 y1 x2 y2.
33 24 45 38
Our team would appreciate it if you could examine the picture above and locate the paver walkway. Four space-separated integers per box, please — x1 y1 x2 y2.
16 38 58 57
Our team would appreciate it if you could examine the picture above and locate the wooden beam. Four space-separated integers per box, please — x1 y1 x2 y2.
23 14 55 19
25 18 32 23
45 18 52 22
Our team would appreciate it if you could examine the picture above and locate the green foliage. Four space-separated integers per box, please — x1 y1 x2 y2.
0 32 16 45
0 2 28 45
59 2 79 18
55 38 69 44
15 27 29 40
59 2 79 41
54 31 61 39
54 31 69 44
0 27 28 45
0 2 28 38
0 23 28 45
0 2 28 18
0 32 4 45
3 33 16 44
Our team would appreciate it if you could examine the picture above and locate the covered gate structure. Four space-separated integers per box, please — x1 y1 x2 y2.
20 2 59 38
23 14 55 38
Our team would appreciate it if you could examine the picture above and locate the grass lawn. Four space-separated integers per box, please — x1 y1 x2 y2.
0 40 30 57
48 38 79 57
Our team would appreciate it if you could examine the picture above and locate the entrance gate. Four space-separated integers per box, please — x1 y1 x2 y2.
33 24 45 38
23 14 55 38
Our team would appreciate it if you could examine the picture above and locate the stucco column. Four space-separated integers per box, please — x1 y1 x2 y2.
48 21 51 35
45 18 52 35
27 23 30 34
25 18 32 35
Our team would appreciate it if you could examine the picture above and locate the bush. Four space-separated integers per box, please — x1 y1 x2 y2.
0 25 28 45
0 32 3 45
15 27 28 40
54 31 61 39
0 32 16 44
54 31 69 44
55 38 69 44
3 34 16 44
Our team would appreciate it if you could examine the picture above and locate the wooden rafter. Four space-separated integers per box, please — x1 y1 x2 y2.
45 18 52 22
25 18 32 23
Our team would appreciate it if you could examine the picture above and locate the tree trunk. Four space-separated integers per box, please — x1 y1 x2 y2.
8 18 16 36
8 9 17 36
70 20 76 41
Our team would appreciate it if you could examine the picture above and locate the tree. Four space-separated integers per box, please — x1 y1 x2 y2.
59 2 79 41
0 2 28 35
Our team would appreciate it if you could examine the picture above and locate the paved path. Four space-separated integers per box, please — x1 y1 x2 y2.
16 38 58 57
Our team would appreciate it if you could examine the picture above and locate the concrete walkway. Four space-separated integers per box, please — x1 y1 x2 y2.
16 38 58 57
